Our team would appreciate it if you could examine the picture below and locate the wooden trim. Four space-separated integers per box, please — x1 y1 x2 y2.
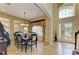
75 31 79 49
74 31 79 49
30 19 45 23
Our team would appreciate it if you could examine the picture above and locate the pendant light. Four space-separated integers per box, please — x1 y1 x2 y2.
21 12 28 27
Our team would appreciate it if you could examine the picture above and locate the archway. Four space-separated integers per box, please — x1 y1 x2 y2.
32 25 43 41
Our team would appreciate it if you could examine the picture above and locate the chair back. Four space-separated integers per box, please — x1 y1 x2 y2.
17 33 22 41
31 33 37 41
14 32 22 42
14 33 18 42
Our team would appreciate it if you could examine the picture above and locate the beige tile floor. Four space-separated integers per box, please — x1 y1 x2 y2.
7 40 74 55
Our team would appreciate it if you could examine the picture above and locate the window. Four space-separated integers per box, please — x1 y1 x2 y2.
14 20 21 32
64 23 72 39
0 18 10 33
59 4 75 18
32 26 43 37
24 27 28 33
14 20 28 33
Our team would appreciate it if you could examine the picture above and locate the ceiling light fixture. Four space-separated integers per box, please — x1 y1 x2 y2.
21 12 28 27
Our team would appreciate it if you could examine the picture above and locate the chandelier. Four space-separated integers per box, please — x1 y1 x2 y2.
21 12 28 27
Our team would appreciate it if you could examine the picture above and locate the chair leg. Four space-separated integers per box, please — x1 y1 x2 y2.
21 44 23 51
16 43 19 49
25 45 27 53
35 41 37 48
36 43 37 48
31 45 32 52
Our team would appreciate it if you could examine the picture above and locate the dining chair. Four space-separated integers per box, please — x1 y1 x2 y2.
25 33 38 52
14 32 28 51
14 33 21 49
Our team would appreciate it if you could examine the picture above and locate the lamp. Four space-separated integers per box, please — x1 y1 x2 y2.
21 12 28 27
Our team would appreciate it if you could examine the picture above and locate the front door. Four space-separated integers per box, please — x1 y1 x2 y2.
59 23 73 43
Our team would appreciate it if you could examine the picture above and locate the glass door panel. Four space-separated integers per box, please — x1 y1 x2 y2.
59 23 73 43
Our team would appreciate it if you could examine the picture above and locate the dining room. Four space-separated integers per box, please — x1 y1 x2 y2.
0 3 76 55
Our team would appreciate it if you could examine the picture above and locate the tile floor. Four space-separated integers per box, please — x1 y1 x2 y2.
7 40 74 55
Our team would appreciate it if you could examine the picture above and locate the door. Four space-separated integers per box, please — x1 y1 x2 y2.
59 23 73 43
32 26 43 41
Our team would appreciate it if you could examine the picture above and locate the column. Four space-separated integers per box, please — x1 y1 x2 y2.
9 19 14 41
45 18 50 42
46 3 59 45
49 3 59 44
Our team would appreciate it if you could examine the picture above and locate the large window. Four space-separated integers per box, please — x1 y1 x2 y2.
32 26 43 37
14 20 28 33
23 26 28 33
59 4 75 19
0 18 10 33
14 20 21 32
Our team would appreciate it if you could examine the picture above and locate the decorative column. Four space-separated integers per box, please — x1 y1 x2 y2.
48 3 59 44
9 19 14 41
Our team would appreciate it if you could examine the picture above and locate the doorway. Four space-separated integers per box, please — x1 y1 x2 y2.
59 23 73 43
32 26 43 41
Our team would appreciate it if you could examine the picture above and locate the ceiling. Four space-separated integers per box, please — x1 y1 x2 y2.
0 3 44 20
0 3 64 21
